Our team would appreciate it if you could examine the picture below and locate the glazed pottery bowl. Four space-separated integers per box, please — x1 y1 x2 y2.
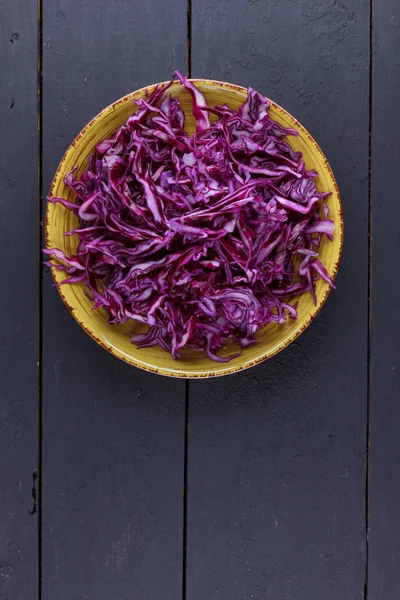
46 79 343 378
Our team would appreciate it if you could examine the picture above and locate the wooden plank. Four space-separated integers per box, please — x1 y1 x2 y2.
188 1 369 598
369 1 400 597
0 1 38 599
41 1 187 598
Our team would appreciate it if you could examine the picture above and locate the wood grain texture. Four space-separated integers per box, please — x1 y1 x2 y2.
41 1 186 598
369 0 400 596
0 1 38 599
188 1 369 598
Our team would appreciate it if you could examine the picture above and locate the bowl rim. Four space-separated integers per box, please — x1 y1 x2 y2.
45 77 344 378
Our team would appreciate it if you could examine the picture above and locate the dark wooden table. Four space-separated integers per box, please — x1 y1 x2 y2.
1 0 399 598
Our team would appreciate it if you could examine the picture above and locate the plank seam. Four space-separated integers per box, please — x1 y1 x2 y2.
187 0 192 77
365 0 374 598
37 0 43 596
182 381 189 600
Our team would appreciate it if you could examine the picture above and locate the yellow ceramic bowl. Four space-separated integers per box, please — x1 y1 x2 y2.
46 79 343 378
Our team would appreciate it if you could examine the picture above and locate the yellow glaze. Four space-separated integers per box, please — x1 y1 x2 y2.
46 79 343 378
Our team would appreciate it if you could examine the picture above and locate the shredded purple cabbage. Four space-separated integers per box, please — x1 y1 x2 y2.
44 71 335 362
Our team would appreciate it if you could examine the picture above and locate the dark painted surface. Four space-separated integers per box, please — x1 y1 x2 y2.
41 1 186 598
188 2 369 599
4 0 400 598
0 1 38 599
370 0 400 597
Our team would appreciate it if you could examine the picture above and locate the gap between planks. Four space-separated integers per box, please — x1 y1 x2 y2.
365 0 374 598
37 0 43 598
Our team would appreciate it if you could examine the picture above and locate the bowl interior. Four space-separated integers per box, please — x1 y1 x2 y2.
46 80 343 377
